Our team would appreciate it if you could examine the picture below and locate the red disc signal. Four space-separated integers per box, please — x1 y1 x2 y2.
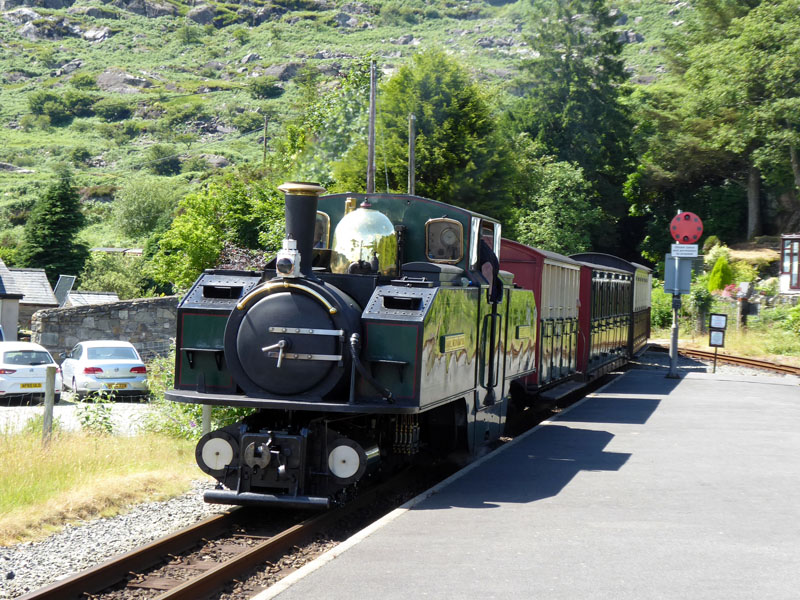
670 212 703 244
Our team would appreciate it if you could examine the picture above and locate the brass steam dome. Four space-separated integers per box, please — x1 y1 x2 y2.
330 203 397 276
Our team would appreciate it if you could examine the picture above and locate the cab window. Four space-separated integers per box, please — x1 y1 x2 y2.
314 212 331 249
426 218 463 263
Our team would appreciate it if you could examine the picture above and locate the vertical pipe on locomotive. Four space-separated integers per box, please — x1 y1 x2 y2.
277 182 327 277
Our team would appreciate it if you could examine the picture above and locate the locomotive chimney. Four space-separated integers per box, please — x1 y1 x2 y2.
277 182 327 277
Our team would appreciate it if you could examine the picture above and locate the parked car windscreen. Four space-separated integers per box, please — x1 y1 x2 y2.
87 347 138 360
3 350 53 365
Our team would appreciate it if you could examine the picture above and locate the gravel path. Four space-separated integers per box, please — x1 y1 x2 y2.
0 350 795 599
1 480 224 599
0 399 152 436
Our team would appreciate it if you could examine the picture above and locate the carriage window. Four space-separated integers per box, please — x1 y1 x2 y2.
426 218 463 263
314 212 330 249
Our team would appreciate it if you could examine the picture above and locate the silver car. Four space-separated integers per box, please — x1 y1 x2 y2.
60 340 148 400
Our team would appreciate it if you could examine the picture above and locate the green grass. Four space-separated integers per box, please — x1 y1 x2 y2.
0 427 200 544
0 0 682 253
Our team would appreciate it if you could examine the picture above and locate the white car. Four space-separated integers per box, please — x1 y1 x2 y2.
60 340 148 400
0 341 62 405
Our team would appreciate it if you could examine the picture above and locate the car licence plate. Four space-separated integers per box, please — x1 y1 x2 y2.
107 383 128 389
20 383 42 389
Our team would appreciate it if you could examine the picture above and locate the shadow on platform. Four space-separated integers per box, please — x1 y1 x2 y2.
556 397 661 425
422 425 631 511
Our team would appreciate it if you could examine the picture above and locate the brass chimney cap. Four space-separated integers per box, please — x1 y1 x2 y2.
278 182 327 196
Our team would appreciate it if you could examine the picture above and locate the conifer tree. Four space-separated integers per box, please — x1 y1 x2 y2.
18 167 88 284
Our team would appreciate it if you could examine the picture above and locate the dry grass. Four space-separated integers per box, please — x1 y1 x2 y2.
0 431 202 545
652 328 800 368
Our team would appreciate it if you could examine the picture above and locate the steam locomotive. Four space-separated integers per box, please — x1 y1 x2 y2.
166 182 651 509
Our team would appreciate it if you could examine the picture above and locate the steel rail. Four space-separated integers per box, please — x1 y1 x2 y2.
19 470 420 600
650 344 800 376
17 509 242 600
154 472 418 600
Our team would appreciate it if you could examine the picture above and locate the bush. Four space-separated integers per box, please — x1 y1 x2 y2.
651 283 672 328
730 260 757 283
248 76 283 100
708 255 734 291
231 111 263 132
176 25 203 45
112 176 179 237
703 235 720 253
785 304 800 335
76 396 114 435
161 102 208 127
145 144 181 176
181 156 210 173
28 90 60 115
41 100 72 126
232 28 250 44
93 97 132 121
69 146 92 166
62 90 96 117
143 348 256 439
70 72 97 90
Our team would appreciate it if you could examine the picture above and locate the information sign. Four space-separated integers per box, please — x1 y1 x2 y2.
709 329 725 347
670 244 698 258
709 313 727 330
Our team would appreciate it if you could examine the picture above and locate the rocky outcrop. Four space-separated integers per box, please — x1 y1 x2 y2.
253 4 286 24
263 62 302 81
1 0 74 10
2 6 39 23
475 36 514 48
333 12 358 27
67 5 118 18
83 26 111 41
618 30 644 44
17 17 81 41
96 69 152 93
108 0 176 18
187 4 215 25
53 58 83 76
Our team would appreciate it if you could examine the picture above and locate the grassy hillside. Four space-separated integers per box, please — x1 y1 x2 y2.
0 0 679 256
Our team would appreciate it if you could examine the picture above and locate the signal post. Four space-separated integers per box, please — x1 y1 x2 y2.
665 211 703 378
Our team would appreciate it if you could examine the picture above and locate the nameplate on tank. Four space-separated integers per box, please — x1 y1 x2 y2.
440 333 466 353
515 325 532 340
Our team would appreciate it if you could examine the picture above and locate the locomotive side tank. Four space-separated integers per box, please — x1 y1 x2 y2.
167 183 537 508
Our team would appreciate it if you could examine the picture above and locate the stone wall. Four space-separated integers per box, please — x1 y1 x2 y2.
31 296 179 359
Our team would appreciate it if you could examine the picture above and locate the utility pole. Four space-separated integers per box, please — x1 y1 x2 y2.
366 60 376 194
408 113 416 195
268 115 269 165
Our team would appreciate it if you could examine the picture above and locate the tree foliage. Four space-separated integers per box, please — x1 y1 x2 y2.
79 253 150 299
708 254 734 291
18 168 88 283
150 170 285 289
331 50 513 219
508 135 600 254
111 176 180 239
509 0 633 238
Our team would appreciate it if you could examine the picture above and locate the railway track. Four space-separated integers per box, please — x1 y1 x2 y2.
18 470 428 600
650 344 800 376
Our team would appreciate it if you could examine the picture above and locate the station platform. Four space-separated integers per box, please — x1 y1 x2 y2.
256 365 800 600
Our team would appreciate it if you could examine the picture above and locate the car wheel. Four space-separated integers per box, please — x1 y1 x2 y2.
54 393 61 404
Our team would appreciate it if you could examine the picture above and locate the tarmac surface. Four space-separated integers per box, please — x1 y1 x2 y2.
257 365 800 600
